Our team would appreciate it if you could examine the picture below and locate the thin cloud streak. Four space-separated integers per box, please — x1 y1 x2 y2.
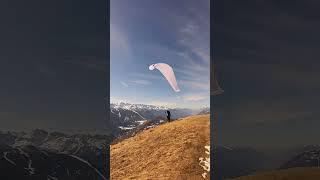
110 23 131 61
182 94 208 101
130 80 151 85
120 81 129 87
179 80 209 91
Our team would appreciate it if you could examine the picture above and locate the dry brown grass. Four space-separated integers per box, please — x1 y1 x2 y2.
110 114 210 180
233 167 320 180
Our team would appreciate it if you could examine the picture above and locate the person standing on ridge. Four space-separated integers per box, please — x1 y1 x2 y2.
166 110 171 122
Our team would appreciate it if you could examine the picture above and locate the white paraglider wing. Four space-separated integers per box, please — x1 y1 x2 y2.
149 63 180 92
149 64 155 70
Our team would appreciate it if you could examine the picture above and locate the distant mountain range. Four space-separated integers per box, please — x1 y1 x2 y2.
281 145 320 169
0 129 113 180
198 107 210 115
0 102 202 179
213 144 320 179
2 113 319 179
232 145 320 180
110 102 194 137
0 144 106 180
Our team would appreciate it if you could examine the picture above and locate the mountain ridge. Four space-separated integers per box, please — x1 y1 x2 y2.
0 129 111 179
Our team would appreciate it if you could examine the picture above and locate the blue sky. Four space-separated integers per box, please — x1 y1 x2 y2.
110 0 210 109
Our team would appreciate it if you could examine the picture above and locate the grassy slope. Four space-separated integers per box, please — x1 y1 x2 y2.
110 114 210 180
233 167 320 180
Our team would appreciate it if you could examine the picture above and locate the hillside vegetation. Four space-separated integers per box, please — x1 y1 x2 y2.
111 114 210 180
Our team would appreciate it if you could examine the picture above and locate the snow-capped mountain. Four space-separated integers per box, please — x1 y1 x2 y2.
0 144 106 180
281 145 320 169
0 130 112 179
12 129 112 154
198 107 210 115
110 102 193 137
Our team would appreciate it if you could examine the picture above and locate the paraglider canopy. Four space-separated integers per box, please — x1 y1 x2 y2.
149 63 180 92
149 64 155 70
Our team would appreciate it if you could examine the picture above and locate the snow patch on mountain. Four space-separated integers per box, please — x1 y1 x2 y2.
3 151 16 165
69 155 107 180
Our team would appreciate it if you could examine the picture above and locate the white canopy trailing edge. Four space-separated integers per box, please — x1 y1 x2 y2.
149 63 180 92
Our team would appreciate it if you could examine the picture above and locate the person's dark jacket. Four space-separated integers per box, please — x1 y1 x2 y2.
166 110 171 122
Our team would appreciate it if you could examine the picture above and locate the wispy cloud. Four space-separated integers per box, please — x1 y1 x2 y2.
110 96 130 103
180 23 199 34
182 94 208 101
132 72 162 80
174 19 210 94
178 21 210 65
120 81 129 87
149 100 178 108
110 23 131 61
179 80 209 91
130 79 151 85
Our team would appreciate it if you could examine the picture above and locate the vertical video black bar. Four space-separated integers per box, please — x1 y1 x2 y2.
106 0 111 179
